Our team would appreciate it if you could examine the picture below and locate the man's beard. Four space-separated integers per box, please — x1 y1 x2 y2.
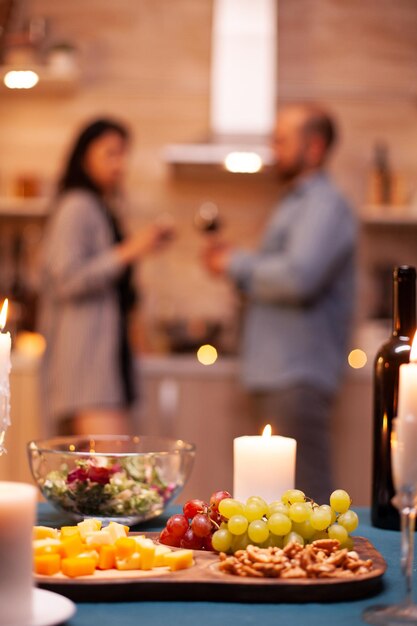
275 155 305 184
276 164 304 185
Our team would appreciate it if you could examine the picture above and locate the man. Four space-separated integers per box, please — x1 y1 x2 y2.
203 104 357 502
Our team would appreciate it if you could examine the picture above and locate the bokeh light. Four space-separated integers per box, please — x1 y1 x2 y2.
197 344 218 365
348 348 367 369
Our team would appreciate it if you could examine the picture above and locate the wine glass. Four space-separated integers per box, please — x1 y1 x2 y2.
0 387 10 456
194 202 222 233
363 417 417 624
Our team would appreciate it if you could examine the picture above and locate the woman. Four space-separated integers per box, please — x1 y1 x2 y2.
38 118 172 436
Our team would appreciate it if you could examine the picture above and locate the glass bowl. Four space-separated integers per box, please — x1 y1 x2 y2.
27 435 195 525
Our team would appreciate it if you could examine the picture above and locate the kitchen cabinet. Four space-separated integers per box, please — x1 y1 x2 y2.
136 356 253 503
0 197 48 217
0 352 42 484
362 205 417 226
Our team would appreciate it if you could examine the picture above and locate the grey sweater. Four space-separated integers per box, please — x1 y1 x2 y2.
38 189 127 428
228 171 357 394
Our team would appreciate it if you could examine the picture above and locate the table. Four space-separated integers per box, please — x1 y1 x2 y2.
37 504 405 626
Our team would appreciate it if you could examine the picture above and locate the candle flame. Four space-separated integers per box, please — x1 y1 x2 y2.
411 332 417 363
0 299 8 331
262 424 272 437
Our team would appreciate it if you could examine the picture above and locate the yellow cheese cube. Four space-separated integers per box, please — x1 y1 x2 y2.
163 549 194 572
61 556 97 578
97 544 116 570
115 552 141 570
34 553 61 576
61 534 85 558
60 526 81 540
153 544 172 567
115 537 137 559
33 526 60 540
33 538 62 556
107 522 128 543
77 519 102 540
134 536 156 570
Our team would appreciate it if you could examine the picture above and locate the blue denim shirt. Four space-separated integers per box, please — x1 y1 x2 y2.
228 171 357 393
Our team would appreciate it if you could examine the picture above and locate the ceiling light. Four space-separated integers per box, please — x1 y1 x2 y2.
224 151 263 173
4 70 39 89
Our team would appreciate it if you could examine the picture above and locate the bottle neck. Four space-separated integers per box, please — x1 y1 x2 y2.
393 275 416 339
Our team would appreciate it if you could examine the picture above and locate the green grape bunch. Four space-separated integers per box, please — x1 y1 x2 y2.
211 489 359 554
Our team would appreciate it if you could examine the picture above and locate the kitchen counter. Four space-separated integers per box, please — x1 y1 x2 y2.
9 347 376 381
139 353 240 378
3 349 374 505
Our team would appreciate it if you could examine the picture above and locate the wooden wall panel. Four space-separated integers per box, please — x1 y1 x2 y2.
0 0 416 503
0 0 416 326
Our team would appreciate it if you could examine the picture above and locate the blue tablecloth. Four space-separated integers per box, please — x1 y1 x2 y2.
37 503 408 626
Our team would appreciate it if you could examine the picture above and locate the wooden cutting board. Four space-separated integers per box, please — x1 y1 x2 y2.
35 534 386 603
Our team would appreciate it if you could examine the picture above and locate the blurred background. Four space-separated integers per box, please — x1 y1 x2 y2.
1 0 417 503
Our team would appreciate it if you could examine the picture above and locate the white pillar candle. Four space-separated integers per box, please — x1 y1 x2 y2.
0 299 11 452
394 334 417 490
0 482 37 626
233 425 297 503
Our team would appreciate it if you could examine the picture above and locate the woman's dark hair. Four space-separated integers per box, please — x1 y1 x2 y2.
58 118 130 196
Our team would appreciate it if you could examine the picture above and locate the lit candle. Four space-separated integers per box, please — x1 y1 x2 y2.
397 333 417 423
233 425 297 503
394 333 417 490
0 299 11 453
0 482 37 626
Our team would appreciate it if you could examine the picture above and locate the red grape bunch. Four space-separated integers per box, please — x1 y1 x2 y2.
159 490 231 550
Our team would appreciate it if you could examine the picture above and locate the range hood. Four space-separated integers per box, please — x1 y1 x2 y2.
163 0 277 173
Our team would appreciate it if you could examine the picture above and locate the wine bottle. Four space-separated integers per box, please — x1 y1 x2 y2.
371 265 416 529
372 142 392 205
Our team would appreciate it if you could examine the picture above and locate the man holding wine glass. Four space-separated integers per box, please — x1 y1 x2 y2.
202 103 357 502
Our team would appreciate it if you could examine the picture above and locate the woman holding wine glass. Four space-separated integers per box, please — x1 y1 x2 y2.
38 118 174 437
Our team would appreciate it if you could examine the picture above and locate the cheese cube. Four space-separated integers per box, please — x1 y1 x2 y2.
78 550 99 567
34 553 61 576
115 537 137 559
77 519 102 540
61 534 85 558
134 536 156 570
33 526 60 540
153 544 172 567
97 544 116 570
60 526 81 540
163 549 194 572
115 552 141 570
61 557 97 578
107 522 128 543
85 530 112 548
33 538 62 556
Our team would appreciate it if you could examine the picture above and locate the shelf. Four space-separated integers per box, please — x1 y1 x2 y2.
0 197 49 217
0 65 79 95
361 205 417 226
